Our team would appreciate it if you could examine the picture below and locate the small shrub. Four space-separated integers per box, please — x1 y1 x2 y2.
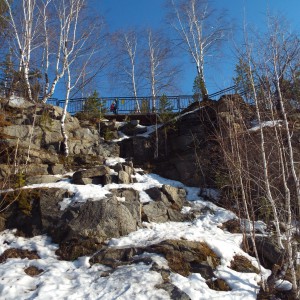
0 189 41 216
39 109 53 131
104 129 116 141
14 172 26 188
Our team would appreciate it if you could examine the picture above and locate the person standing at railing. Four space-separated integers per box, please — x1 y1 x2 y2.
110 99 118 114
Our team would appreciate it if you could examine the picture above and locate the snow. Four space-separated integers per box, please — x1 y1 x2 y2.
275 280 293 291
0 165 280 299
105 157 126 166
240 219 267 234
248 120 282 132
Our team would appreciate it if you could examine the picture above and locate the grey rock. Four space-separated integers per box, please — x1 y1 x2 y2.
145 187 170 207
72 166 110 185
155 283 191 300
0 164 12 179
112 163 123 172
162 184 186 209
3 125 31 139
25 164 49 176
26 148 59 164
1 187 70 237
89 246 142 267
167 208 186 222
145 185 186 211
123 164 134 176
39 188 71 232
7 96 35 109
142 201 168 223
49 164 65 175
120 123 148 136
26 175 60 185
118 170 131 184
247 236 286 269
110 188 141 227
65 196 138 242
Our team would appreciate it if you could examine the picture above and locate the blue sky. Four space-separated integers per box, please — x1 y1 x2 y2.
93 0 300 96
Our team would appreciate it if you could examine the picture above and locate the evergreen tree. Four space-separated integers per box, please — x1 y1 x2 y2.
232 58 255 103
192 74 202 102
157 94 175 156
158 94 174 122
79 91 106 121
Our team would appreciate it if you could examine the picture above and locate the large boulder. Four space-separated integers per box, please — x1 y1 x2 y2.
25 175 61 185
245 236 286 269
118 95 255 188
62 196 139 243
119 136 153 165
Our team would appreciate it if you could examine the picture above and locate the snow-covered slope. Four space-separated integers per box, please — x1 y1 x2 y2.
0 159 285 300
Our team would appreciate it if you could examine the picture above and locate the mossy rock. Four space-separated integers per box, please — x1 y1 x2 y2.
56 239 103 261
0 248 40 263
206 278 231 291
230 255 260 274
0 188 42 216
149 240 221 277
220 219 242 233
24 266 44 277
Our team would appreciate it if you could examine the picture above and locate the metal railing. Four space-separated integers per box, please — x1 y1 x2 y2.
0 76 242 115
46 95 199 115
46 86 240 115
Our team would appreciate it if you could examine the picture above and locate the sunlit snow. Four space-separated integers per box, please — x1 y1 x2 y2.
0 166 275 299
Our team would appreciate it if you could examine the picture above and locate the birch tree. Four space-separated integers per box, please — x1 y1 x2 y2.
145 29 180 110
225 16 300 296
168 0 228 100
111 30 142 112
56 0 100 156
4 0 41 101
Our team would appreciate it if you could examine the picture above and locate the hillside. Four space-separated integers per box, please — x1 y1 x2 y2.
0 96 299 300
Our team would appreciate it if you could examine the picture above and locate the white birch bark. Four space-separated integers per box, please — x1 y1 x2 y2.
270 47 299 293
58 0 97 156
170 0 226 99
123 32 141 112
246 59 283 248
4 0 39 102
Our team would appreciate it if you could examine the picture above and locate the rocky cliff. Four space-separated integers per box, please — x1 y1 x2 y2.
0 96 119 187
119 95 255 188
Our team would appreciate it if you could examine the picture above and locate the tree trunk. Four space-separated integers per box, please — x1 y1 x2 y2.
61 68 71 157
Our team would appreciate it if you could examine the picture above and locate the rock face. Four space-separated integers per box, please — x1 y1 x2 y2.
0 97 119 187
119 95 253 187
